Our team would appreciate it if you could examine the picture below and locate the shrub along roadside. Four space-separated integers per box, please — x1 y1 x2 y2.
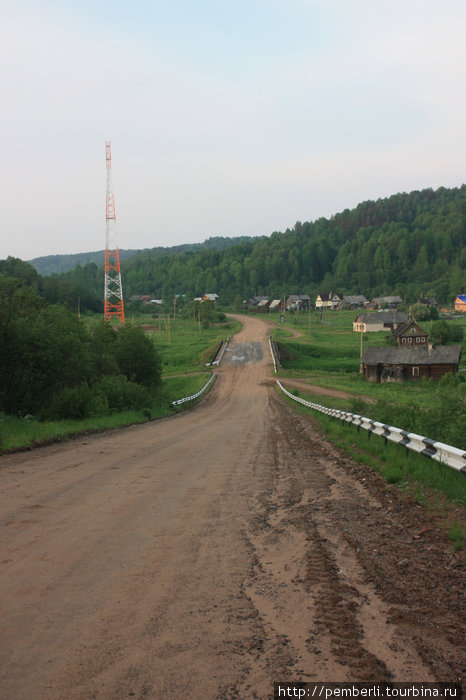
0 373 211 452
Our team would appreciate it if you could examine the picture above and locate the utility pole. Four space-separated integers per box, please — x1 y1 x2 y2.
104 141 125 324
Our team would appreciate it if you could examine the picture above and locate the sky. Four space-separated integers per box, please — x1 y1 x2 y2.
1 0 465 261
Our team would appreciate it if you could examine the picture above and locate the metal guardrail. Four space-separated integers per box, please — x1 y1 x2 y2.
206 336 230 367
172 373 216 406
269 336 280 373
277 380 466 474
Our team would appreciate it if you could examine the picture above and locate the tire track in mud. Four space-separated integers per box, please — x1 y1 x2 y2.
234 393 447 697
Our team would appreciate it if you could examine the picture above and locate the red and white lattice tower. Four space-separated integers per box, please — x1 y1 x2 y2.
104 141 125 324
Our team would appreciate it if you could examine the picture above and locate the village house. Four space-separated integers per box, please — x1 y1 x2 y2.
360 345 462 383
417 296 439 308
287 294 311 310
454 295 466 312
369 295 403 309
391 319 429 347
338 294 368 309
256 299 271 313
353 311 408 333
268 299 282 313
245 295 269 310
315 292 343 310
202 293 219 303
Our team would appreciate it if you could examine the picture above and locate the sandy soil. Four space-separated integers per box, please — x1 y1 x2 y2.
0 315 464 699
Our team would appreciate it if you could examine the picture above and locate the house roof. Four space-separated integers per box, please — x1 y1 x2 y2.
343 295 367 304
362 345 462 366
288 294 310 301
248 295 269 305
257 299 270 307
418 297 438 306
392 320 428 338
456 295 466 303
357 311 408 325
371 296 403 304
269 299 281 310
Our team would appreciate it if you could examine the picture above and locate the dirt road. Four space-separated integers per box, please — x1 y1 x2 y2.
0 315 464 699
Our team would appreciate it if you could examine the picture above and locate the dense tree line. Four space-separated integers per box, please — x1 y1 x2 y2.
0 276 161 419
119 186 466 305
11 185 466 311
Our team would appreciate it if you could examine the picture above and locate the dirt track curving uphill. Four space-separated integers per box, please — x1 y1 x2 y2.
0 315 464 699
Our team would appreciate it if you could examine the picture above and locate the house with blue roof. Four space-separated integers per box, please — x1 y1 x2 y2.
454 295 466 312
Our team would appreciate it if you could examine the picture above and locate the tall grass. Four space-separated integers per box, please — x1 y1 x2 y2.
279 390 466 509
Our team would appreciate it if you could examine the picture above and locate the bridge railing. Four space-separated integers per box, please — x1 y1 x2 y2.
172 373 216 406
276 380 466 474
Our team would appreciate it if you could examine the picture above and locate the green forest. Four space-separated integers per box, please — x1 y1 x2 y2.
24 185 466 310
0 275 161 420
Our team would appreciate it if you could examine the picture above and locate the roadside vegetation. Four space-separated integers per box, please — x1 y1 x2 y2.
272 308 466 529
0 279 237 452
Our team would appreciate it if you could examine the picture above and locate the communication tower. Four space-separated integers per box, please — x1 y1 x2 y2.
104 141 125 324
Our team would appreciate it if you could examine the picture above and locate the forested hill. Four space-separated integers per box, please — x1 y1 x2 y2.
29 236 259 276
121 186 465 304
6 186 466 310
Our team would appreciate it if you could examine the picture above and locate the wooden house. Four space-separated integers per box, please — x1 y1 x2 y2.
256 299 271 313
361 345 462 383
369 295 403 309
315 292 342 310
391 320 429 347
417 297 439 308
287 294 311 310
339 294 368 309
245 296 268 309
268 299 282 312
353 311 408 333
454 295 466 312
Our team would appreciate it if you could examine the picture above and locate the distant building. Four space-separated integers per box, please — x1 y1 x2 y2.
315 292 342 310
287 294 311 310
417 297 439 308
339 294 368 309
202 293 219 303
353 311 408 333
361 345 462 382
246 295 269 309
454 295 466 312
269 299 282 312
369 296 403 309
391 320 428 346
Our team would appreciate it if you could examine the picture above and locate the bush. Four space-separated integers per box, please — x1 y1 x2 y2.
45 383 94 420
95 375 152 413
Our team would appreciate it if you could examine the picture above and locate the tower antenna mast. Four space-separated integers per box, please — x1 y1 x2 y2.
104 141 125 324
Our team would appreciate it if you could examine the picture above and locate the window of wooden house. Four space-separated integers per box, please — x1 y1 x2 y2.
412 366 419 376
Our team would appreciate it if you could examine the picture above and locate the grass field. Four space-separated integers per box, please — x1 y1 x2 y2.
271 308 466 408
270 308 466 519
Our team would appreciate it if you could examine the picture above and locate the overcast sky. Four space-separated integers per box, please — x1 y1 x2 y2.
1 0 465 261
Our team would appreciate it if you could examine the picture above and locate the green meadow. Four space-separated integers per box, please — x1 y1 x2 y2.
270 308 466 522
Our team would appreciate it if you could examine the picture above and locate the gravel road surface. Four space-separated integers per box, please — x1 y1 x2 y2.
0 315 464 699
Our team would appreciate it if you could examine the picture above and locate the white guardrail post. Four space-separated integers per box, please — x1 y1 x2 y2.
206 336 230 367
276 380 466 474
269 336 278 373
172 373 216 407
